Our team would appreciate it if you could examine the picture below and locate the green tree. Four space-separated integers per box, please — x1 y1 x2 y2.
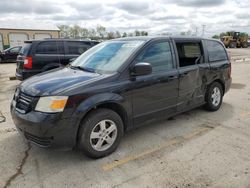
96 25 106 39
107 31 115 39
212 35 220 39
79 28 89 38
57 25 70 38
128 33 133 37
115 31 121 38
141 31 149 36
135 30 140 36
180 31 186 36
89 29 97 39
69 25 82 38
161 32 172 36
122 32 127 37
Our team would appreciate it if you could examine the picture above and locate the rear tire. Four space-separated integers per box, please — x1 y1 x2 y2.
229 42 236 48
205 82 223 111
78 108 124 158
241 42 248 48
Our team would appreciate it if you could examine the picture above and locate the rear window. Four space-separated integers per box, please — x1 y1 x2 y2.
206 40 228 62
35 41 64 54
20 43 31 56
66 41 91 55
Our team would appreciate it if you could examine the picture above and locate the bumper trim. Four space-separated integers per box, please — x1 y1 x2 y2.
23 130 53 147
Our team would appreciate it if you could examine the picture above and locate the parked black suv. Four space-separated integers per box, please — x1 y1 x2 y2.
0 46 22 63
16 39 99 80
11 37 231 158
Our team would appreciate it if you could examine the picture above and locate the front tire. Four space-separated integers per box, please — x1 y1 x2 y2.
229 42 236 48
78 108 124 158
205 82 223 111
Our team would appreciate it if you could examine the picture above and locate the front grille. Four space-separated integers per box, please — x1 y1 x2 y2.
14 91 35 114
24 132 52 147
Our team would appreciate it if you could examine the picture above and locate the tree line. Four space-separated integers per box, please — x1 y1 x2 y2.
57 25 148 40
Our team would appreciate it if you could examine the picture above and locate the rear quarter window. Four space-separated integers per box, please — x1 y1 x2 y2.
206 40 228 62
35 41 64 54
20 43 32 56
66 41 91 55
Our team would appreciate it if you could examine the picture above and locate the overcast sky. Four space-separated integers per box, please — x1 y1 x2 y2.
0 0 250 36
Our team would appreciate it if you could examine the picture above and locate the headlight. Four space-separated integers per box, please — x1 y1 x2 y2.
35 96 68 113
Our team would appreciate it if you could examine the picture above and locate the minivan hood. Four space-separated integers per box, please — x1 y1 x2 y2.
20 68 110 96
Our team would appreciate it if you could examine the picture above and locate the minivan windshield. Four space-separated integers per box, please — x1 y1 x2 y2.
70 40 144 73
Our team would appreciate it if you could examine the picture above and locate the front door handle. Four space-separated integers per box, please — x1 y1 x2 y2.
168 75 178 80
180 72 188 77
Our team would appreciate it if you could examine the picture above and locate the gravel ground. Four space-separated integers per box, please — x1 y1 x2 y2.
0 48 250 188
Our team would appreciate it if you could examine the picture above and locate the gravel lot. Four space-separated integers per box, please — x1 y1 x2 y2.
0 49 250 188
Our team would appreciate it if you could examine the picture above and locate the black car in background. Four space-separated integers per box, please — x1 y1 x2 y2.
0 46 22 63
11 36 231 158
16 39 99 80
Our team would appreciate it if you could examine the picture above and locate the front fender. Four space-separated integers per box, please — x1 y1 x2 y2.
72 92 132 126
76 93 124 115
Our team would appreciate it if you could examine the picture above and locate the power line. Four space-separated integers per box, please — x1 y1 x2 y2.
202 25 206 37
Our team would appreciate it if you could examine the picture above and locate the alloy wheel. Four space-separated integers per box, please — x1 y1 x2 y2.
90 119 118 151
211 87 221 106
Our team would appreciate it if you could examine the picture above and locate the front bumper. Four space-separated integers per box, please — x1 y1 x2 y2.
11 104 79 150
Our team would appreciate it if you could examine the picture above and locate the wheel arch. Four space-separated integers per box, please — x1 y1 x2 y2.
82 101 129 131
212 79 225 95
74 94 131 146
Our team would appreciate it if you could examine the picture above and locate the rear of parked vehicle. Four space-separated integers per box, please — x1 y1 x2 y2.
0 46 22 63
16 39 98 80
11 37 231 158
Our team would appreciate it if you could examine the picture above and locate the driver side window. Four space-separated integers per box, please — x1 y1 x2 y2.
10 47 20 53
135 41 174 73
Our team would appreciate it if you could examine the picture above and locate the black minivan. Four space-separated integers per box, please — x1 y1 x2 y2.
16 39 99 80
11 37 231 158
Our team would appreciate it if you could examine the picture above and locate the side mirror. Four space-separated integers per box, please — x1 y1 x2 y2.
131 62 152 76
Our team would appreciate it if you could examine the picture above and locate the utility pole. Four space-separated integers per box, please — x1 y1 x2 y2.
195 27 198 36
202 25 206 37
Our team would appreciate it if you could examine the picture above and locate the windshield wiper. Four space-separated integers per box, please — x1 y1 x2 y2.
69 65 95 73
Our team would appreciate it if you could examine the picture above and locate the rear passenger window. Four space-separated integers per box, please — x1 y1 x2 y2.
136 42 173 73
66 42 91 55
176 42 202 67
206 40 228 62
35 42 64 54
183 44 201 58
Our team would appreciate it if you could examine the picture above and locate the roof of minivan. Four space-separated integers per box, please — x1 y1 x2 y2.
24 38 98 43
112 36 215 42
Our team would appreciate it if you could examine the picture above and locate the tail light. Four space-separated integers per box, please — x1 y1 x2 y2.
24 57 32 69
227 52 232 78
